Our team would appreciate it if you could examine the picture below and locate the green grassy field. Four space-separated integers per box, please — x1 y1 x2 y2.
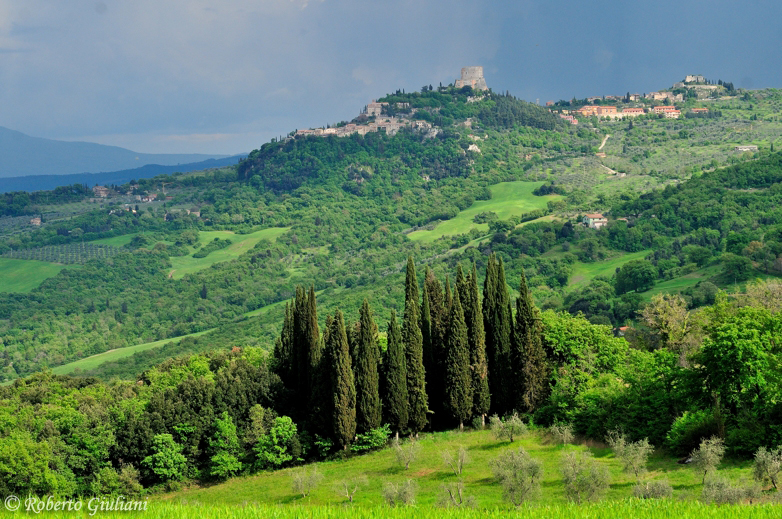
2 501 780 519
161 429 769 509
50 330 214 376
567 250 651 287
0 258 71 293
408 182 561 243
169 227 289 279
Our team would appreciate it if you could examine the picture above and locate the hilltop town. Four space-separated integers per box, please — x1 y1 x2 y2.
294 67 489 139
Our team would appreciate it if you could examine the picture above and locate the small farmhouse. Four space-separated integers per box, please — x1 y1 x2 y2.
583 213 608 230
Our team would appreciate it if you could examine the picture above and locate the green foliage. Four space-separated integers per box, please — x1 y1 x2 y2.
633 480 673 499
753 445 782 491
560 450 611 503
403 257 428 433
142 434 187 483
192 237 233 258
209 411 242 480
350 424 391 453
666 410 720 456
606 430 654 480
324 310 356 449
490 413 528 442
491 447 543 505
691 437 726 484
381 310 408 435
444 289 472 427
254 416 301 469
354 299 381 433
615 259 657 295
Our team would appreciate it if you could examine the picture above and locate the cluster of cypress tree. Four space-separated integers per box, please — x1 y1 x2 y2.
272 254 547 446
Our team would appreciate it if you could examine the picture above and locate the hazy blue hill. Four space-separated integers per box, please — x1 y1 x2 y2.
0 155 244 193
0 126 228 178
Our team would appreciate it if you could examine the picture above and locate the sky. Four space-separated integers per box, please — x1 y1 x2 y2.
1 0 781 155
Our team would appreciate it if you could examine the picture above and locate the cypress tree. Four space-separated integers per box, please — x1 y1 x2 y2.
420 279 433 397
324 310 356 449
293 286 309 401
444 290 472 429
272 301 294 386
511 271 548 413
382 310 408 437
468 263 490 424
423 268 446 428
483 254 512 415
404 257 428 433
355 299 381 433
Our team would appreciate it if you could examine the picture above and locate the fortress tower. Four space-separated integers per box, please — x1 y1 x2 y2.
454 66 488 91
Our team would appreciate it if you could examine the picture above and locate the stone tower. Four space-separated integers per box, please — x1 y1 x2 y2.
454 66 488 91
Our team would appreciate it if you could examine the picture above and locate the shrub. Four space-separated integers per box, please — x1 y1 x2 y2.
490 413 527 442
393 438 421 470
666 410 719 456
560 451 610 503
491 447 543 506
254 416 301 469
633 480 673 499
291 468 322 498
550 423 574 446
701 476 760 504
691 437 725 484
753 445 782 490
382 479 416 507
351 424 391 453
443 447 469 476
142 434 187 484
606 430 654 480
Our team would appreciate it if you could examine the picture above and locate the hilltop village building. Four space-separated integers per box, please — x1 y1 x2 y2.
454 66 489 91
295 67 487 139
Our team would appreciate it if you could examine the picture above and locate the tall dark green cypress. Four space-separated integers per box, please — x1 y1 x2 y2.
272 301 294 387
324 310 356 449
483 254 512 415
423 268 446 428
420 279 433 398
403 257 428 433
355 299 381 433
444 290 472 429
382 310 408 436
468 263 490 423
511 271 548 413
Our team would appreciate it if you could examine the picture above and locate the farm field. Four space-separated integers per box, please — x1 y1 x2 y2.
0 257 72 293
161 429 767 509
567 250 651 287
408 182 561 243
168 227 290 279
50 329 214 376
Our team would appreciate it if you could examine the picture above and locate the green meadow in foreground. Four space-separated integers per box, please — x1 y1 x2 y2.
160 429 769 509
1 501 780 519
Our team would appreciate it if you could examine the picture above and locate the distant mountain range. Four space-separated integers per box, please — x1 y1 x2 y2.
0 156 245 194
0 126 233 179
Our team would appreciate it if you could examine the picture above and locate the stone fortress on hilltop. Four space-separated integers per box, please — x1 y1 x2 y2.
295 66 487 139
454 66 489 91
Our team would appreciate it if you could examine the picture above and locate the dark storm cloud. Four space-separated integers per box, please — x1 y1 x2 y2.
0 0 779 154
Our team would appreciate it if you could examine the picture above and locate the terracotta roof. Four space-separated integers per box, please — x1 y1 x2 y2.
585 213 605 218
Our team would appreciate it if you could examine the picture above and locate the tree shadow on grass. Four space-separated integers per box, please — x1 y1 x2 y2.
475 441 511 451
382 465 406 475
278 494 304 504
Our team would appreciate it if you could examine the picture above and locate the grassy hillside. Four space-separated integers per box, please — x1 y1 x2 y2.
169 227 289 279
162 429 762 508
0 258 72 293
408 182 560 243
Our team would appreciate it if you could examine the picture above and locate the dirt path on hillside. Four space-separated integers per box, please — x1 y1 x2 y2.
599 134 610 150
